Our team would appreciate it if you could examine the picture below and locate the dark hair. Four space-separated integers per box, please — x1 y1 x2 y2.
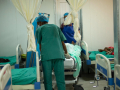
40 21 48 26
43 21 48 23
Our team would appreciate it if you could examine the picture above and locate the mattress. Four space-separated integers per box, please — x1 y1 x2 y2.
64 58 76 69
11 67 37 85
0 56 16 65
89 51 114 60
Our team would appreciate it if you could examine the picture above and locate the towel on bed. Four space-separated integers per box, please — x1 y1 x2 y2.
65 43 82 78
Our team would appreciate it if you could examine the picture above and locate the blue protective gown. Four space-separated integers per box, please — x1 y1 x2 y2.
61 23 76 44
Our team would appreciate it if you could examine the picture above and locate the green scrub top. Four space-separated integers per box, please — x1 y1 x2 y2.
36 24 66 61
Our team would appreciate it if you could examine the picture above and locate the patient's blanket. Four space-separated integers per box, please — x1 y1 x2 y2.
65 43 82 78
89 51 114 60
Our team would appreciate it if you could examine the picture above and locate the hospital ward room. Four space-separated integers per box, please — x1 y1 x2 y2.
1 0 120 90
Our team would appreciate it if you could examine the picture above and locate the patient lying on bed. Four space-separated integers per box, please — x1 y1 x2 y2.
65 43 82 78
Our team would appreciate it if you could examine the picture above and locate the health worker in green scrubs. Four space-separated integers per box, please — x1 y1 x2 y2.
36 15 71 90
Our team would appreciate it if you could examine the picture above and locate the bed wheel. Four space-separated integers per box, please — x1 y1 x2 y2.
95 75 100 81
104 86 110 90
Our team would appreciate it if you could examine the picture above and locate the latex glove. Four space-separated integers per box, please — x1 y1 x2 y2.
65 53 71 59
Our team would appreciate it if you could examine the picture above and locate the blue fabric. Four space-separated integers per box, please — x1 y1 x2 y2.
64 13 69 16
37 15 49 22
26 51 36 68
62 24 76 43
32 17 38 37
32 18 40 58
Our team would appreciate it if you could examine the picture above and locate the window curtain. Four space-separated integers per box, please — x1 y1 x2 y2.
64 0 87 42
11 0 43 52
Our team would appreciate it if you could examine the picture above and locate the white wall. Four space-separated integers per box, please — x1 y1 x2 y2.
0 0 55 56
0 0 114 56
56 0 71 27
40 0 55 24
0 0 28 56
82 0 114 51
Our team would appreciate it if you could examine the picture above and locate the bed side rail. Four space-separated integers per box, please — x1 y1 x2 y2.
96 54 112 78
36 51 40 82
16 44 23 64
0 64 12 90
81 41 89 60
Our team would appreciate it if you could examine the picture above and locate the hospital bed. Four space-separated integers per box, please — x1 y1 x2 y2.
0 44 23 69
52 57 77 84
0 64 12 90
0 51 41 90
81 41 114 73
91 54 114 90
114 64 120 90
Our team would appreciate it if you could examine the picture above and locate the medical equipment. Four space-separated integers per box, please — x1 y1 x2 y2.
0 44 23 69
91 54 114 90
114 64 120 90
81 41 114 73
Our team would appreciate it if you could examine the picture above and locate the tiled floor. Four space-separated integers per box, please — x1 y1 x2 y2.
77 73 114 90
40 73 114 90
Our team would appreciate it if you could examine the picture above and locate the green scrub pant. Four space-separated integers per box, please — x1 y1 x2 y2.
42 59 66 90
